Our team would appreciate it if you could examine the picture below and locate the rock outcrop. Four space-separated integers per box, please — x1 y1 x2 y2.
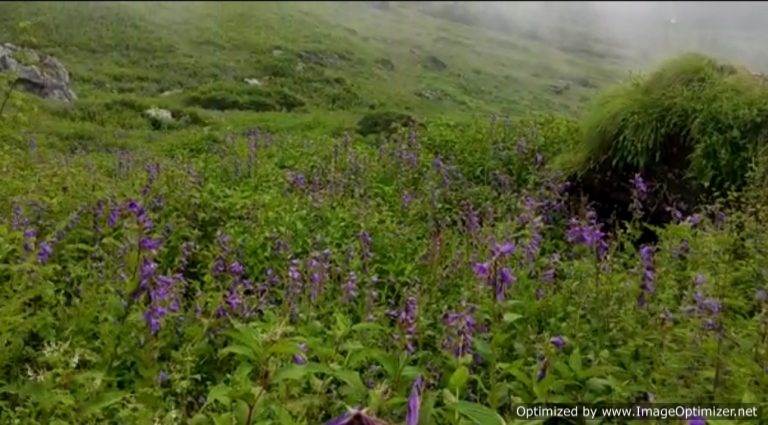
0 43 76 103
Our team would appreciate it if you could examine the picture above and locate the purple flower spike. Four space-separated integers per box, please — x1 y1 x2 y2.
637 244 656 306
492 241 516 258
406 376 425 425
343 272 359 302
37 242 53 264
687 213 703 227
443 305 476 358
139 237 162 252
108 206 121 227
292 342 308 365
228 261 245 276
550 336 566 349
472 262 490 279
495 267 515 302
687 416 707 425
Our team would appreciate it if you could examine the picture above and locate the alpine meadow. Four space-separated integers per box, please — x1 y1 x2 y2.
1 2 768 424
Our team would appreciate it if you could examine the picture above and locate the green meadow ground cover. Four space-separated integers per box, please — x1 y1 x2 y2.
0 2 767 424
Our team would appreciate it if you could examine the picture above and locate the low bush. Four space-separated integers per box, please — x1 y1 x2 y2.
566 54 768 223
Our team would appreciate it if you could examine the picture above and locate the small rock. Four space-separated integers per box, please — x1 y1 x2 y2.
244 78 262 86
144 107 175 127
0 43 76 103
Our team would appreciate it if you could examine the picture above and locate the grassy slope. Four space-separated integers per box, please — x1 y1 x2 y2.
0 1 620 128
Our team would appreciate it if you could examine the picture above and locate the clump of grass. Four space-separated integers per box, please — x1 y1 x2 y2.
567 54 768 220
357 110 416 136
186 82 305 112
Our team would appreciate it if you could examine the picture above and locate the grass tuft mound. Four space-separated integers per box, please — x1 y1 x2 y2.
567 53 768 222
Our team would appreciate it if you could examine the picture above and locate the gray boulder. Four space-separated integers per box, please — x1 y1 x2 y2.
0 43 76 103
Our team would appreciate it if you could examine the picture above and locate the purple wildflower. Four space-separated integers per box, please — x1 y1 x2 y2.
687 417 706 425
462 201 480 234
566 211 608 259
694 274 707 287
540 266 556 284
714 211 727 227
536 357 549 382
524 225 543 264
37 241 53 264
358 231 373 261
212 258 227 277
23 228 36 252
391 296 418 354
289 171 307 190
402 192 413 207
144 305 166 335
140 259 158 283
630 173 649 216
343 271 359 302
550 336 566 349
492 241 515 258
637 244 655 307
406 376 424 425
307 252 330 302
228 261 244 277
292 342 308 365
225 286 243 311
143 273 183 333
11 204 26 230
139 237 162 252
687 213 703 227
442 305 476 358
107 205 121 227
472 262 490 279
495 267 516 302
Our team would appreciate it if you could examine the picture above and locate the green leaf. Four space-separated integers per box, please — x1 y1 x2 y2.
568 349 582 374
206 384 232 406
448 365 470 393
454 401 506 425
220 344 258 361
81 391 127 415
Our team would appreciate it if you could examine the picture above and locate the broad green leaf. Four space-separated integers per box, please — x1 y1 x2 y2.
454 401 506 425
448 365 470 393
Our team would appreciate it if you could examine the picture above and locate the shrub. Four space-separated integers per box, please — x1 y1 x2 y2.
186 82 305 112
357 111 416 136
566 54 768 222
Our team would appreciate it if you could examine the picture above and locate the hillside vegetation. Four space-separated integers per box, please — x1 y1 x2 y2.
1 2 767 424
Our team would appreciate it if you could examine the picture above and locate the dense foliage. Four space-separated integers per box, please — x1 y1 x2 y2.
1 101 767 423
1 3 767 424
568 54 768 223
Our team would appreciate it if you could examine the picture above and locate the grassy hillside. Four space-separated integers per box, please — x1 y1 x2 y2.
0 2 618 118
1 2 767 424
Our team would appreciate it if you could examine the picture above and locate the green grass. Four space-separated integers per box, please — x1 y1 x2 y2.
2 3 768 424
569 54 768 197
0 2 619 122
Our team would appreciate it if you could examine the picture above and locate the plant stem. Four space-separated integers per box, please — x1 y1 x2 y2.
0 80 17 118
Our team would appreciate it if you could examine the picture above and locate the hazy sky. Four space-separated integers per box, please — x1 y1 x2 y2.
417 1 768 71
